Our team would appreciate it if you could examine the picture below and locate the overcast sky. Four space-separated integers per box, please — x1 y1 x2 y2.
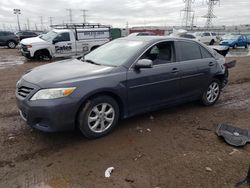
0 0 249 31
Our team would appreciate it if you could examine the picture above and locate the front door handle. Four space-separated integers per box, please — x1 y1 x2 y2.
171 68 179 74
209 62 215 66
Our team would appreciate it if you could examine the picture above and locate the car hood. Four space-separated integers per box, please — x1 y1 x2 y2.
20 36 48 45
220 39 235 44
22 59 114 87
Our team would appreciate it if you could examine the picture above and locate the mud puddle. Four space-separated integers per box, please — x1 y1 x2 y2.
0 54 25 69
227 48 250 57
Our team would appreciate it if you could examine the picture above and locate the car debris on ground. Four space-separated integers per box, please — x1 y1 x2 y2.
216 124 250 147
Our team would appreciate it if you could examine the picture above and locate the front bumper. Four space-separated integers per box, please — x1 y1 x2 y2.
16 80 80 132
21 49 31 59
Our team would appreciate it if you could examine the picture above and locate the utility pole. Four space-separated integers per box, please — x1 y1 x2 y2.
27 18 30 30
80 9 88 23
181 0 195 29
13 9 21 31
2 24 6 31
203 0 220 29
66 9 73 23
40 16 43 30
49 16 53 26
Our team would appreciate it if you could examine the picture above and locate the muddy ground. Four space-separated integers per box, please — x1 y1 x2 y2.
0 48 250 188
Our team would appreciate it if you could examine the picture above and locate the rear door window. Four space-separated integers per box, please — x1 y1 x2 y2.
177 41 202 61
203 33 211 36
200 46 213 58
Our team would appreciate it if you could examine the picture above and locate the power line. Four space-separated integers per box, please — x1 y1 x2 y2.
80 9 88 23
66 9 73 23
40 16 43 30
181 0 195 28
27 18 30 30
203 0 220 28
49 16 53 26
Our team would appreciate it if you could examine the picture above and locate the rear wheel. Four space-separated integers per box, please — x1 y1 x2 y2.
233 44 237 49
7 41 17 49
201 79 221 106
245 44 249 49
78 95 119 139
209 39 215 45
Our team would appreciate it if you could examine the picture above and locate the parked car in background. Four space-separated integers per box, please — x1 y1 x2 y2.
193 32 217 45
245 34 250 44
220 34 249 48
16 36 230 138
20 23 111 60
220 33 233 41
15 31 38 41
127 32 157 37
0 31 19 48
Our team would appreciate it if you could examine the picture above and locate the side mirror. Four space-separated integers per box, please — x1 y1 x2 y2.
52 39 59 44
134 59 153 70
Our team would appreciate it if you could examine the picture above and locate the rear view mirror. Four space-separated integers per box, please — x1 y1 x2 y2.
134 59 153 70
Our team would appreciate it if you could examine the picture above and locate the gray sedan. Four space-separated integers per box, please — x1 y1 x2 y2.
16 36 229 138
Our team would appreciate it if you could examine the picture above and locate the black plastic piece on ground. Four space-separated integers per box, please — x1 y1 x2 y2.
235 165 250 188
216 124 250 147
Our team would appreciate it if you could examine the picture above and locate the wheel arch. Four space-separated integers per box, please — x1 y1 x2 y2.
90 45 100 51
34 48 52 58
75 90 126 129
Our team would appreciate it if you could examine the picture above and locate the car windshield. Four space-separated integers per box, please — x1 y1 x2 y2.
227 35 240 40
40 31 58 42
84 39 146 66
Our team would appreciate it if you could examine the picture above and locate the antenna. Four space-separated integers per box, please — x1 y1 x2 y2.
181 0 195 28
203 0 220 28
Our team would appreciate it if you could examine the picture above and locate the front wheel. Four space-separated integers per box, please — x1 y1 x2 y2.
78 95 119 139
201 80 221 106
245 44 249 49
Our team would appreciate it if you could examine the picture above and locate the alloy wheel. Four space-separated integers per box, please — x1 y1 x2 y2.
206 82 219 103
87 103 115 133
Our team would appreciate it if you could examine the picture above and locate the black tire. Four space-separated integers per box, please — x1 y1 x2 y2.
7 41 17 49
245 44 249 49
201 79 221 106
209 39 215 45
34 50 51 61
233 44 237 49
78 95 119 139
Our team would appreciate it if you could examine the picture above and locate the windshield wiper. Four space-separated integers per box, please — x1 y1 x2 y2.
82 59 101 65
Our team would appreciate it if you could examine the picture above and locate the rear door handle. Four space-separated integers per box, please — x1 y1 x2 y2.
209 62 215 66
171 68 179 74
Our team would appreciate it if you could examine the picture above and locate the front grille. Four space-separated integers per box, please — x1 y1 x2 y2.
17 86 34 98
21 44 28 52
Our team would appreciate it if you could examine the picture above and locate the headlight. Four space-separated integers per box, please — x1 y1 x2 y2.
30 87 76 100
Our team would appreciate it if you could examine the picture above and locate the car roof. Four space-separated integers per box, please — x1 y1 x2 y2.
121 35 194 43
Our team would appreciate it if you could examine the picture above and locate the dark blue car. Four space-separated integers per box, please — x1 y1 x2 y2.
16 36 230 138
220 34 249 48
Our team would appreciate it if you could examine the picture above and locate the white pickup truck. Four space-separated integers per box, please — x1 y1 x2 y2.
193 32 218 45
20 24 110 60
